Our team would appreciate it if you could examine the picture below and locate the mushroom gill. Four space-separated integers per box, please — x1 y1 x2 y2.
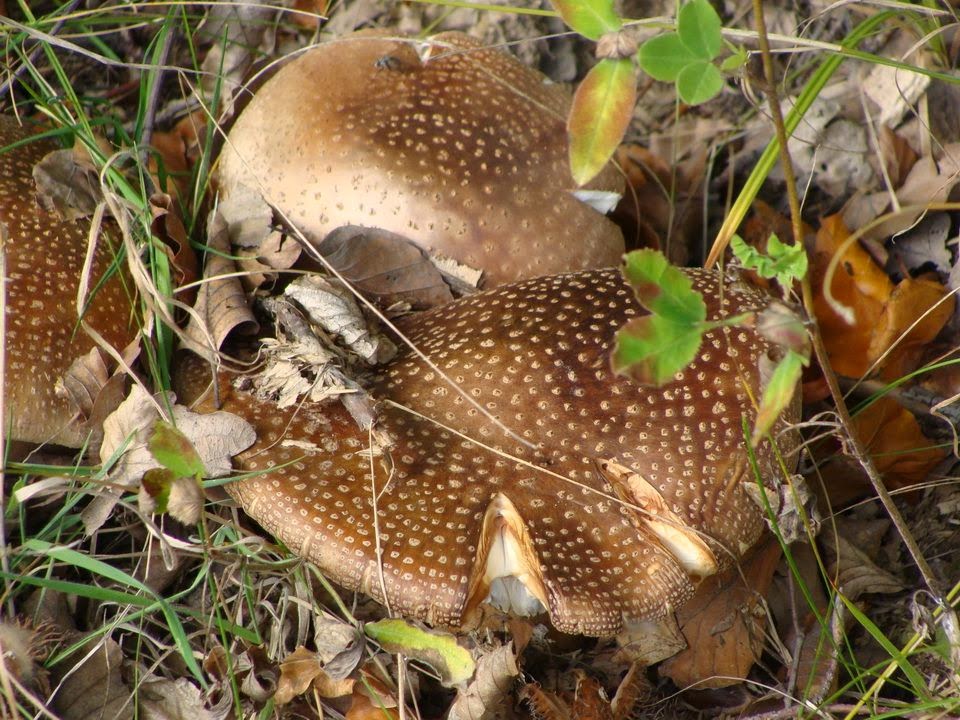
177 267 798 636
218 31 625 287
1 116 135 448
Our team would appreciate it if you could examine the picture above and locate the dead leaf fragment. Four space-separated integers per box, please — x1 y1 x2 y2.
660 539 782 688
316 225 454 309
447 643 519 720
183 209 258 357
275 646 354 705
868 275 955 380
284 275 397 365
850 396 947 491
82 384 256 533
33 141 104 221
810 214 953 380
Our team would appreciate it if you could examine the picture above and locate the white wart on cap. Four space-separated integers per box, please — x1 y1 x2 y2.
219 31 625 287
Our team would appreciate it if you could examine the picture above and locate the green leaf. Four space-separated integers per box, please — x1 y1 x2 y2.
678 0 723 60
148 420 205 478
550 0 621 40
611 314 704 385
637 33 698 82
622 248 706 324
568 58 637 186
365 618 475 687
752 350 804 444
676 60 723 105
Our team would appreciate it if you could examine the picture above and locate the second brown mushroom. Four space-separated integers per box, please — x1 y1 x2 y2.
178 266 798 636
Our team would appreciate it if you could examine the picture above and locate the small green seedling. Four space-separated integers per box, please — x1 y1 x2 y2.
731 233 809 287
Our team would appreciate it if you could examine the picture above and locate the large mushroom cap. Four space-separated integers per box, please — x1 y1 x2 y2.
1 116 134 448
218 31 625 287
178 267 799 636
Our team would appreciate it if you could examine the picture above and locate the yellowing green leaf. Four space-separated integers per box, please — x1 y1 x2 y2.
568 58 637 186
148 420 206 478
550 0 622 40
752 350 804 445
364 619 474 687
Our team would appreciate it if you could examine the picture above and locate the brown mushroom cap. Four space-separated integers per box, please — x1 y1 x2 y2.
1 116 134 448
218 31 625 287
178 267 798 636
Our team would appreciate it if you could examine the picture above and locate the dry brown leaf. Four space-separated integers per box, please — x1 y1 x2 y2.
615 614 686 665
878 125 919 189
810 214 893 378
183 209 258 357
659 538 782 689
447 643 519 720
316 225 454 309
32 140 104 221
869 275 955 380
150 193 199 309
613 143 702 264
850 395 947 490
276 646 354 704
199 2 278 119
49 637 132 720
865 147 960 242
292 0 329 28
347 673 400 720
570 672 613 720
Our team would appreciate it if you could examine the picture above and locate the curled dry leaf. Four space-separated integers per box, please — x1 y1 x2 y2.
284 275 397 365
149 193 199 309
659 538 782 689
56 347 129 455
148 110 206 199
811 213 954 380
183 209 258 357
316 225 455 309
447 643 519 720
